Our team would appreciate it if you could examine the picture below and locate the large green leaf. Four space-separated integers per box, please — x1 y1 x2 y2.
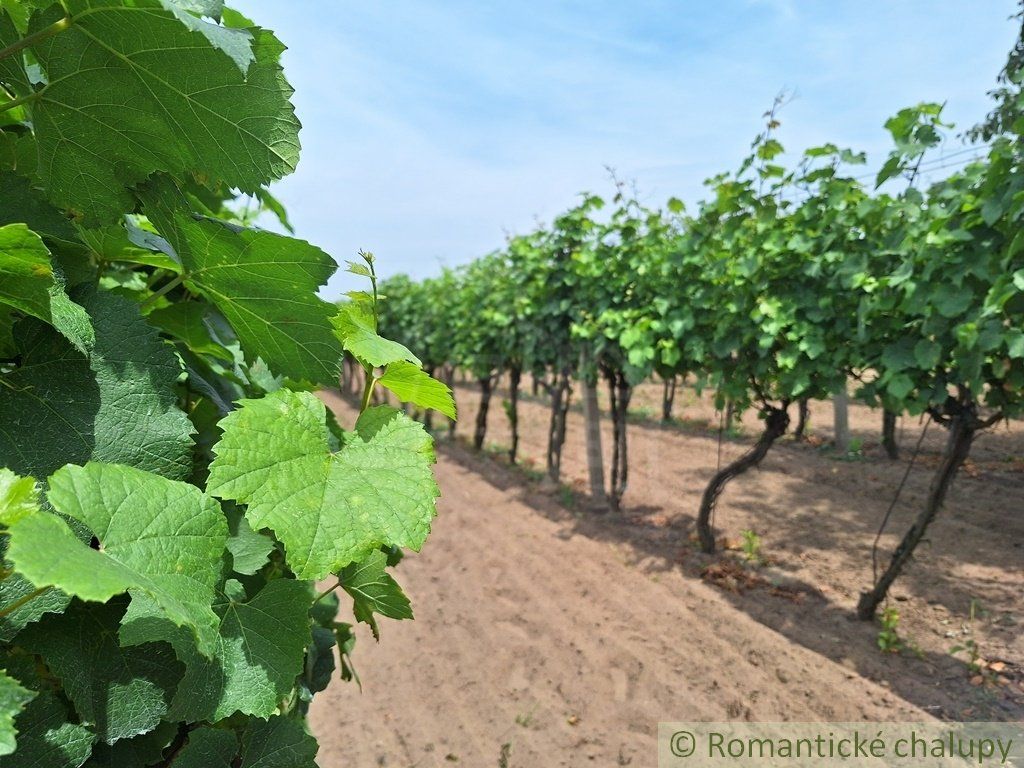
0 287 194 480
0 670 34 757
0 224 93 354
18 600 182 744
3 690 94 768
207 392 439 579
171 727 236 768
239 716 317 768
167 578 312 721
142 181 342 385
24 0 299 223
7 462 227 656
80 723 176 768
0 174 78 243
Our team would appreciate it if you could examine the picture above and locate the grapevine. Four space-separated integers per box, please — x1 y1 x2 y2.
0 2 452 765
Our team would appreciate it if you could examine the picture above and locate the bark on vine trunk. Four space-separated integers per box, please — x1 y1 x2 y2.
661 376 677 423
696 405 790 553
607 369 632 511
793 398 810 440
473 375 493 450
508 366 521 463
882 409 899 460
857 410 977 620
546 367 572 483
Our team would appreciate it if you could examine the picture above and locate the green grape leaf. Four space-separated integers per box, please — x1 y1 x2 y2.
0 287 194 480
886 373 915 401
334 622 359 686
78 223 181 273
0 224 94 354
0 669 34 757
880 337 916 374
7 462 227 656
334 302 421 368
300 626 335 699
378 360 457 419
146 302 234 362
932 283 974 319
172 727 236 768
0 10 30 97
225 506 275 576
4 690 94 768
157 0 254 72
254 187 294 233
207 391 438 579
26 0 299 224
81 723 177 768
142 180 342 385
0 469 37 526
340 549 412 641
168 578 313 722
0 472 77 642
0 173 78 243
19 600 182 745
239 716 318 768
913 338 942 369
0 576 70 643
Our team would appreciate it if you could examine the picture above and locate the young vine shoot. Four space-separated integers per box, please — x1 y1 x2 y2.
0 2 453 765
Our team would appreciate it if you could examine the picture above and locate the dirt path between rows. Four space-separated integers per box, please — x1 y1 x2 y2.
312 388 1022 767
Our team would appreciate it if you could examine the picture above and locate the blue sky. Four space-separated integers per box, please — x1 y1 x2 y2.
237 0 1019 297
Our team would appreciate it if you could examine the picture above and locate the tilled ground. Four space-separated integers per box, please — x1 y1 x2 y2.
311 382 1023 767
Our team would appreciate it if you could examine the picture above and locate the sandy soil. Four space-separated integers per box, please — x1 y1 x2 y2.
311 381 1023 767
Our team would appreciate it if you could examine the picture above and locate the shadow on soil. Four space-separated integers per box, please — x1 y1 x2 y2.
436 429 1024 723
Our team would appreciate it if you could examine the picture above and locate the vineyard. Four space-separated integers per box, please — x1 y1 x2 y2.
371 96 1024 621
0 1 1022 767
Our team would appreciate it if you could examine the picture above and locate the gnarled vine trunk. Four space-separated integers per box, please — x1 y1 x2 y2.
857 405 981 620
661 375 677 423
606 368 632 511
473 375 493 450
882 409 899 460
546 367 572 482
697 404 790 553
793 397 810 440
508 366 521 463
